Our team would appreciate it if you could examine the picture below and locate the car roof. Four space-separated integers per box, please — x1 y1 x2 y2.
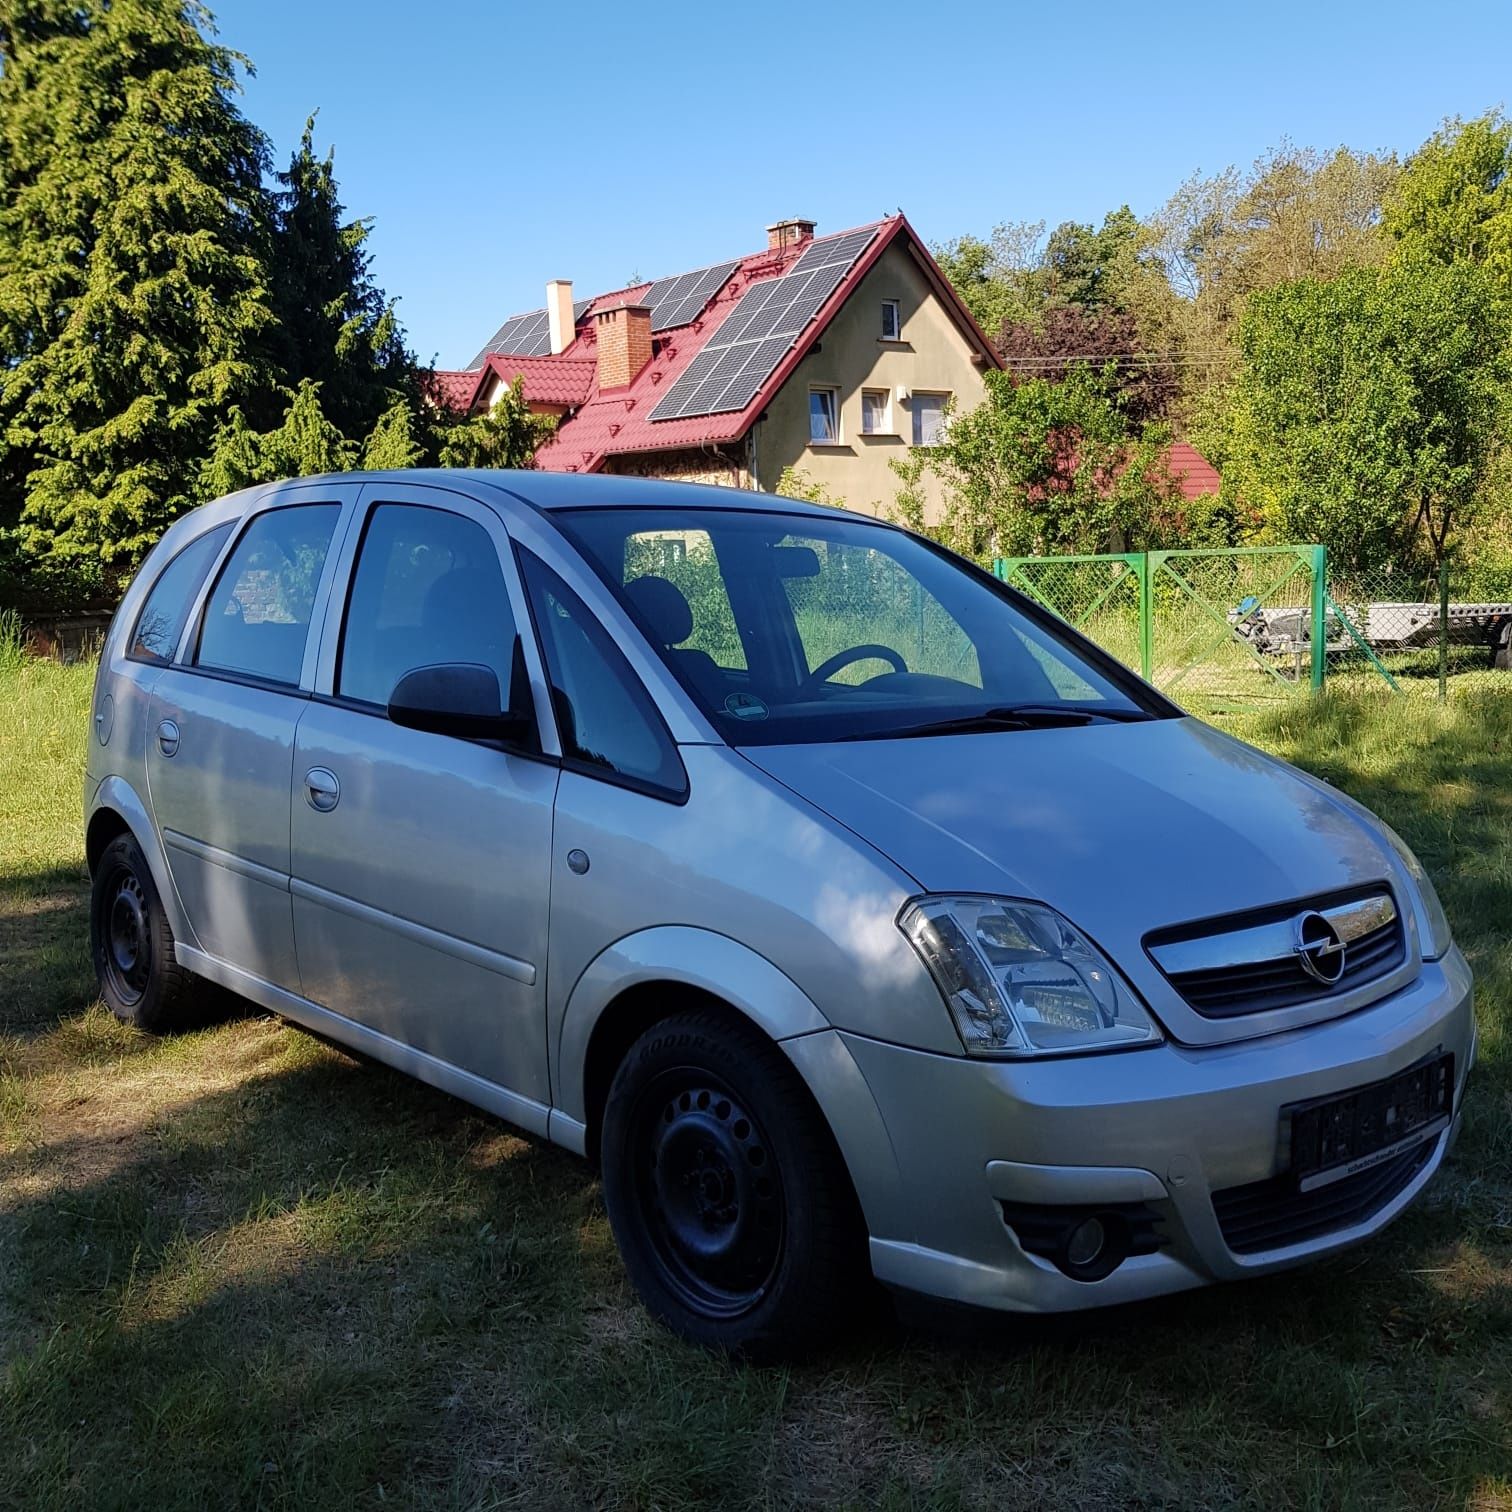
251 468 866 522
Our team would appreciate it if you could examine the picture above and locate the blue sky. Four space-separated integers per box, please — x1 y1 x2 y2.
211 0 1511 370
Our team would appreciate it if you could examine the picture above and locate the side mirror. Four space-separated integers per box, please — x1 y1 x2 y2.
388 661 532 743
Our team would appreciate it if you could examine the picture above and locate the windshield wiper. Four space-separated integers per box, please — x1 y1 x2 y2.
834 703 1151 742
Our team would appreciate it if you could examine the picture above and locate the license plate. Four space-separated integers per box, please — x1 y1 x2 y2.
1284 1052 1454 1194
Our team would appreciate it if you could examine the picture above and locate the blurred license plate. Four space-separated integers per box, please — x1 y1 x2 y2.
1285 1052 1454 1194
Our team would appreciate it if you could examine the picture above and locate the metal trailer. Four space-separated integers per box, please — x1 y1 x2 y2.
1230 596 1512 673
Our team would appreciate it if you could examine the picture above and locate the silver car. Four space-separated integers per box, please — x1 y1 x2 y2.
85 470 1474 1359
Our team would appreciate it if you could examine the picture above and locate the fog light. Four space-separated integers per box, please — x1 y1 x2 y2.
1065 1216 1106 1269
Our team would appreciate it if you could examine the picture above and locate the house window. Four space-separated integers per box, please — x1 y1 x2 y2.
912 392 948 447
809 387 840 444
881 300 901 340
861 388 892 435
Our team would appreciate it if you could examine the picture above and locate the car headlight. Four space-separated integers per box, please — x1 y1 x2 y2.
898 896 1162 1057
1376 822 1452 961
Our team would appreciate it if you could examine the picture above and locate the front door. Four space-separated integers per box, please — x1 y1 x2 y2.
147 494 350 991
289 485 558 1119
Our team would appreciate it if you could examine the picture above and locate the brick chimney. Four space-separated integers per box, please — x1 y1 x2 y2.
595 302 653 389
767 217 816 251
546 279 574 354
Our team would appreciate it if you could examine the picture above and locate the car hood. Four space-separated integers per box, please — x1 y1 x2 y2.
739 717 1412 1043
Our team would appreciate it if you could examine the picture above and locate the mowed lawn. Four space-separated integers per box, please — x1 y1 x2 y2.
2 652 1509 1512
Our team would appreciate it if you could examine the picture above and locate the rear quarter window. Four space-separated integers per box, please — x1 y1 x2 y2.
127 523 234 665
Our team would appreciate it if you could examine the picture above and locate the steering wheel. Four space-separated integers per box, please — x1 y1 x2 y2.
800 643 907 692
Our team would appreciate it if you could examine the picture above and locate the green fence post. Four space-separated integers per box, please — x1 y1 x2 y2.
1310 545 1327 691
1139 552 1153 682
1438 559 1450 704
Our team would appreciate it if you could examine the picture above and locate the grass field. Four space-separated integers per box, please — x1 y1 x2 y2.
1 653 1509 1510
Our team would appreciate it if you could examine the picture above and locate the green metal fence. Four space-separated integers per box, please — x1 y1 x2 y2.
995 546 1512 705
996 546 1331 709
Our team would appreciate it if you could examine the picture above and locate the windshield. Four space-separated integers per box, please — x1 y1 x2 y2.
553 507 1167 746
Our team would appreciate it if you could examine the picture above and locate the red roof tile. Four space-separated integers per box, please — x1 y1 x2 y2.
425 368 486 413
482 353 596 408
1166 441 1221 500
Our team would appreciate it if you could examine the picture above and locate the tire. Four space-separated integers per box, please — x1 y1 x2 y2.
90 832 199 1032
600 1008 867 1362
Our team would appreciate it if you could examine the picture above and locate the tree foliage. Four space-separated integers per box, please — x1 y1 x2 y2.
892 367 1189 562
0 0 272 567
263 114 414 439
1224 260 1508 571
1383 112 1512 291
434 378 556 470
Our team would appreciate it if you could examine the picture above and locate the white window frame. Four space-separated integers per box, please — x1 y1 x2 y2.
809 386 841 445
860 387 893 436
911 391 949 447
880 300 902 341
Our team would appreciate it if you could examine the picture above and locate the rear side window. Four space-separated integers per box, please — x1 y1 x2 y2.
196 505 341 687
519 549 686 798
128 523 233 665
338 504 516 708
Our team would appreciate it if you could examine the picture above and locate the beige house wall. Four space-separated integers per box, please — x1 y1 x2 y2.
748 240 991 520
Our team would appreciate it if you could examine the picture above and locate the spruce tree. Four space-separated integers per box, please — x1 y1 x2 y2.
0 0 274 571
266 115 414 444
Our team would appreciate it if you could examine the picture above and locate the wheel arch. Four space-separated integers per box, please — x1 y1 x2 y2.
86 775 199 950
554 927 908 1243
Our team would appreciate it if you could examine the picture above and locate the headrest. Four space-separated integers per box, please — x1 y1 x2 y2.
625 574 693 646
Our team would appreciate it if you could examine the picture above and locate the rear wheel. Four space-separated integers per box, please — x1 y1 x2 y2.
600 1008 866 1361
90 833 198 1031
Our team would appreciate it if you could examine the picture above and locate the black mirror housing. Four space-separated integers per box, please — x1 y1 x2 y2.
388 661 532 743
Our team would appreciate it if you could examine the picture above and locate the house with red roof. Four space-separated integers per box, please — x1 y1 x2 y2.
434 213 1221 521
432 215 1003 518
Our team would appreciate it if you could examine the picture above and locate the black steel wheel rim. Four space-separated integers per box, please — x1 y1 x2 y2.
101 863 151 1006
629 1069 786 1319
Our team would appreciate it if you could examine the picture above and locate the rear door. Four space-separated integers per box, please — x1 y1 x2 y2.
146 487 355 990
288 482 558 1125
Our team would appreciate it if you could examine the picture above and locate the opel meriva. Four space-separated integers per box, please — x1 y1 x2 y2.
85 470 1474 1358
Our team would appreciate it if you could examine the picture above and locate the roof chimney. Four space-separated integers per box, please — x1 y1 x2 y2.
595 301 653 390
546 279 575 354
767 217 816 251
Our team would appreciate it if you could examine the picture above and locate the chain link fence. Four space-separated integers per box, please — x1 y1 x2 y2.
996 548 1512 707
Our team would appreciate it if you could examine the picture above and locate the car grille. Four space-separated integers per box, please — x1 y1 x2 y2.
1212 1140 1434 1255
1146 889 1406 1018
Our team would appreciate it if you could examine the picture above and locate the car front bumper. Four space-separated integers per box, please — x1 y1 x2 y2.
808 945 1475 1313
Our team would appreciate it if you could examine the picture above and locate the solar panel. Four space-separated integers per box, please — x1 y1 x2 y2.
468 299 594 367
648 228 878 422
646 258 741 333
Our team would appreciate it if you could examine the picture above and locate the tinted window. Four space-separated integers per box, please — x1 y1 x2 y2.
519 550 685 797
196 505 341 686
128 523 232 664
555 507 1160 747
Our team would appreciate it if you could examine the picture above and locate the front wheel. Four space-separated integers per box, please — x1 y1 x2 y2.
600 1009 867 1361
90 832 198 1031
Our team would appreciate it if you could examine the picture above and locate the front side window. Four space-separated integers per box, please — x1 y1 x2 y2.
912 392 948 447
554 507 1163 747
128 522 233 664
338 504 515 709
196 505 341 686
809 387 839 443
861 389 891 435
519 549 685 796
881 300 901 340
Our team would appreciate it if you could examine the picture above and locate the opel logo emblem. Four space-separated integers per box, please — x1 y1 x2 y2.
1294 911 1347 985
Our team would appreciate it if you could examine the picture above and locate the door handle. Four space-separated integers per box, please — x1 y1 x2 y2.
156 719 180 757
304 767 340 813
